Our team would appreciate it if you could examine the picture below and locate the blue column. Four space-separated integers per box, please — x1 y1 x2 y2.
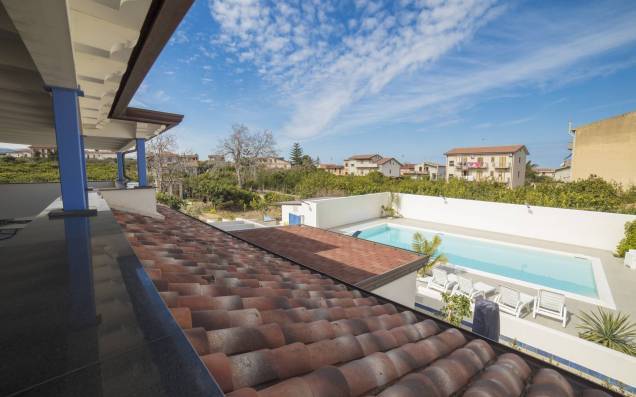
116 152 126 186
51 86 88 211
135 138 147 187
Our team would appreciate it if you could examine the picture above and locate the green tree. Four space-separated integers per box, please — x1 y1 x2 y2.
412 233 448 276
615 220 636 257
577 308 636 355
290 142 303 166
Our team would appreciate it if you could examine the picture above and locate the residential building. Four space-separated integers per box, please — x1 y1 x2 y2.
256 156 291 169
147 152 199 176
207 154 226 164
4 148 32 158
399 163 417 177
318 163 345 175
570 111 636 187
533 167 555 179
554 159 572 182
344 154 402 177
85 149 117 160
29 145 56 158
417 161 446 180
445 145 528 187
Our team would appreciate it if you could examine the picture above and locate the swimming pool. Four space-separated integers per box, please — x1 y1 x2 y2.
356 223 599 298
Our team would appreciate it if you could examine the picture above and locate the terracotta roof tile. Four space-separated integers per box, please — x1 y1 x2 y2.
113 206 613 397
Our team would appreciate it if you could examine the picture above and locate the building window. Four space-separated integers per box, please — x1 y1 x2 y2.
518 157 521 164
491 157 495 163
517 171 520 177
449 160 454 166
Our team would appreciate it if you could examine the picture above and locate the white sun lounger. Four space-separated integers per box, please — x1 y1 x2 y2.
453 276 496 300
533 289 568 327
428 269 454 294
495 286 534 318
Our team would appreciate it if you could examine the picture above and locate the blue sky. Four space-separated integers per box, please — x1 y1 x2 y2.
133 0 636 167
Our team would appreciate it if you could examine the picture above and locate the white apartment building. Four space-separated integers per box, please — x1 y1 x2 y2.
344 154 402 177
445 145 528 187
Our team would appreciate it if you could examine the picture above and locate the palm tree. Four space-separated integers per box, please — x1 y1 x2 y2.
577 309 636 356
412 232 448 276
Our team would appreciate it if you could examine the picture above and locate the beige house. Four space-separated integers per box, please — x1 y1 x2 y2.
445 145 528 187
570 111 636 187
319 163 345 176
344 154 402 177
257 156 291 169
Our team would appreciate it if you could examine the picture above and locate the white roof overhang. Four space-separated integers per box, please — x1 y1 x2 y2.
0 0 191 151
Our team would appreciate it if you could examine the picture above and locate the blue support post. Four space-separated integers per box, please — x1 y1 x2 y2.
135 138 147 187
50 86 88 211
116 152 126 186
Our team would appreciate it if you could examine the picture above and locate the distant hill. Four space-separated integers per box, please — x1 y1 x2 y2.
0 148 15 154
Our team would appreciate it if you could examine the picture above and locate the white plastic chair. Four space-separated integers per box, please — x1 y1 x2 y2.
428 269 454 293
453 276 496 300
495 286 534 318
533 289 568 327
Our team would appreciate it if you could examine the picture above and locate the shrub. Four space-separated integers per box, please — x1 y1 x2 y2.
615 221 636 258
156 192 185 210
577 308 636 356
440 292 472 327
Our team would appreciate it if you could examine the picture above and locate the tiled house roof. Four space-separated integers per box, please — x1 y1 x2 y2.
232 226 421 285
445 145 529 156
114 206 612 397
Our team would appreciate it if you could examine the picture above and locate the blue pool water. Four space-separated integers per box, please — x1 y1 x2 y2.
357 224 598 298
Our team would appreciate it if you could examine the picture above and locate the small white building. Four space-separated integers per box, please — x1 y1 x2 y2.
344 154 402 177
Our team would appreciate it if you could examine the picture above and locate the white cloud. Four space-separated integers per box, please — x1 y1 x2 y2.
209 0 502 138
208 1 636 139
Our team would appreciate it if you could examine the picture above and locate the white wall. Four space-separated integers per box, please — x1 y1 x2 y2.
397 193 634 251
99 188 163 219
371 271 417 308
314 193 389 229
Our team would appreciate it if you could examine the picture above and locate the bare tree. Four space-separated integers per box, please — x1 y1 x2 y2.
217 124 276 187
147 133 195 196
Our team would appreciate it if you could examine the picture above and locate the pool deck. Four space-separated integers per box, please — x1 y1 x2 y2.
334 217 636 337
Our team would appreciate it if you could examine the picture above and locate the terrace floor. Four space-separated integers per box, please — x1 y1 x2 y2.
231 225 424 287
334 217 636 337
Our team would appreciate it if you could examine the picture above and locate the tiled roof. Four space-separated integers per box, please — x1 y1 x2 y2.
445 145 528 156
232 226 420 285
376 157 400 165
114 207 612 397
346 154 380 160
320 163 344 169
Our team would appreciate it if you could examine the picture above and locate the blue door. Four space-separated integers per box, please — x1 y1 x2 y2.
289 213 301 225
